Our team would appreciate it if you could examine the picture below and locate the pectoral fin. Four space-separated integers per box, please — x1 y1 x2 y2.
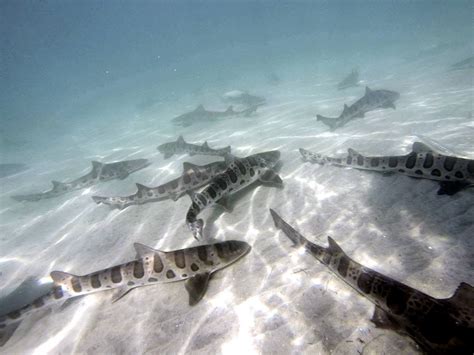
111 286 135 303
370 306 400 330
259 170 283 187
437 181 471 195
185 272 211 306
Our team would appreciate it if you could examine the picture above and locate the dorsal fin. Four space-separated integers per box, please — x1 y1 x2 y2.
133 242 162 259
347 148 360 156
183 162 200 171
177 135 185 144
226 106 234 113
50 271 78 285
195 105 205 112
444 282 474 308
202 141 210 149
412 142 435 153
365 86 372 95
342 104 349 114
52 180 66 189
135 183 149 192
327 237 344 255
91 161 103 170
224 153 236 165
185 272 211 306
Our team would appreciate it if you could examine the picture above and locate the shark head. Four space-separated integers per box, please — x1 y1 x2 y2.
253 150 281 168
212 240 251 268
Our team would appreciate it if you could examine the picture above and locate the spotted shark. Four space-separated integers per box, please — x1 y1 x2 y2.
269 209 474 355
0 240 251 346
317 86 400 130
186 151 283 240
299 142 474 195
157 135 231 160
172 104 261 127
92 161 228 209
11 159 150 202
337 68 360 90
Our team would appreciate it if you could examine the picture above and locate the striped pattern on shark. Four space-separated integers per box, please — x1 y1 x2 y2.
0 240 251 346
300 142 474 195
186 151 283 240
157 135 231 159
269 209 474 355
11 159 150 202
92 161 228 209
317 86 400 130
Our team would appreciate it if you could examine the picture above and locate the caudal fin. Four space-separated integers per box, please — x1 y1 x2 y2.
269 209 308 246
316 114 339 131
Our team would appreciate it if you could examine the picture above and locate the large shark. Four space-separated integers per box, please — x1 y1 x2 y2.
450 56 474 71
92 161 228 210
186 151 283 240
337 68 360 90
317 86 400 130
172 104 261 127
157 135 231 159
299 142 474 195
0 240 251 346
11 159 150 202
269 209 474 355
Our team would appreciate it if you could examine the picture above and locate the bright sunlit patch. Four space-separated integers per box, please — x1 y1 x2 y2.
81 187 92 195
38 276 53 285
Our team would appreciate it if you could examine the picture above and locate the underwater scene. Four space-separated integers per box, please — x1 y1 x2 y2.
1 1 473 354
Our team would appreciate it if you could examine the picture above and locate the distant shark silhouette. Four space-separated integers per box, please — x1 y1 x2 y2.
172 104 262 127
157 135 231 159
337 68 360 90
317 86 400 130
11 159 150 202
450 56 474 71
222 90 266 107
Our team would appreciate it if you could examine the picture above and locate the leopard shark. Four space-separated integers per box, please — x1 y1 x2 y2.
11 159 150 202
299 142 474 195
269 209 474 355
157 135 231 159
186 151 283 240
92 160 228 209
337 68 360 90
317 86 400 130
0 240 251 347
172 104 261 127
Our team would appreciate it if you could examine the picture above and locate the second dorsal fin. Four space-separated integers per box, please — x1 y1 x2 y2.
347 148 360 156
177 135 185 144
202 141 210 149
135 183 149 192
133 243 164 259
444 282 474 308
183 162 200 171
50 271 78 285
327 237 344 255
412 142 435 153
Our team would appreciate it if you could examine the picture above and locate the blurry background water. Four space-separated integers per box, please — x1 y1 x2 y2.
0 1 473 354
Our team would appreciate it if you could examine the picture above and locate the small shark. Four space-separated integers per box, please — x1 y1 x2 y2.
222 90 266 107
92 161 228 210
172 104 261 127
186 151 283 240
11 159 150 202
269 209 474 355
450 56 474 71
317 86 400 130
299 142 474 195
157 135 231 160
0 163 28 178
0 240 251 346
337 68 360 90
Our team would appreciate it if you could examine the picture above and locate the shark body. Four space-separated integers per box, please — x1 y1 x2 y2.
299 142 474 195
317 86 400 130
157 135 231 160
11 159 150 202
92 161 228 209
0 240 250 346
337 69 360 90
270 209 474 355
172 104 261 127
186 151 283 240
222 90 266 107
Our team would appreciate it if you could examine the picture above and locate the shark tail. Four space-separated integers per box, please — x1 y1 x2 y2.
316 114 339 130
269 209 308 247
91 195 108 205
0 320 22 347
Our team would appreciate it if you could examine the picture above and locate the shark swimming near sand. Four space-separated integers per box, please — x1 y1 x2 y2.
0 240 251 347
11 159 150 202
317 86 400 130
157 135 231 159
186 151 283 240
337 68 360 90
92 161 229 209
269 209 474 355
299 142 474 195
172 104 262 127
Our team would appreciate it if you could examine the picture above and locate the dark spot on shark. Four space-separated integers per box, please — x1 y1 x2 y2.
455 171 464 179
337 257 349 277
153 254 164 273
197 246 208 262
174 250 186 269
467 161 474 174
357 156 364 166
443 157 457 171
54 286 64 299
398 169 405 173
171 180 179 189
388 157 398 168
148 277 158 282
215 243 226 258
248 157 258 166
216 178 227 190
111 266 122 283
370 158 379 167
405 152 417 169
191 263 199 271
7 311 21 320
386 287 409 314
249 168 255 177
419 308 455 343
166 270 176 279
127 281 135 286
71 277 82 293
183 174 191 184
235 160 246 175
133 260 144 278
137 191 143 199
33 298 45 308
431 169 441 177
229 169 238 183
197 194 207 206
423 153 434 168
147 191 153 197
158 186 165 194
91 274 101 288
415 170 423 175
346 156 352 165
357 273 374 294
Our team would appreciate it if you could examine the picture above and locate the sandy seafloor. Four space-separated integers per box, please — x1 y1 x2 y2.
0 46 473 355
